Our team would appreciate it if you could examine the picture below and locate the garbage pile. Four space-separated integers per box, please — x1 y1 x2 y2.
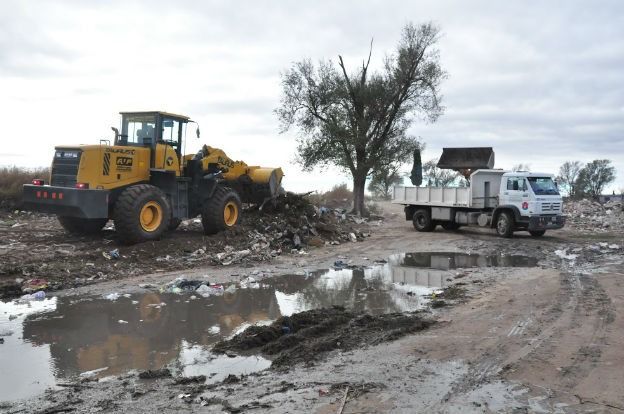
242 192 374 251
564 199 624 233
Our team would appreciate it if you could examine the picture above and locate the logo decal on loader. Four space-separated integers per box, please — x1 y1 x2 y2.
116 156 133 171
166 156 174 166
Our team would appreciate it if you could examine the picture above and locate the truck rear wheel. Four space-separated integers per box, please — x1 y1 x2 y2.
413 209 435 232
496 212 514 238
201 186 242 235
529 230 546 237
113 184 171 244
58 216 108 235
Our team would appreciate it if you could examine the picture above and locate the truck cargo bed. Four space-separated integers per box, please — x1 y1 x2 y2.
392 186 470 207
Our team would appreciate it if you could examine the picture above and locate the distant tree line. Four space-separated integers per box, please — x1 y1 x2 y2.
557 159 616 199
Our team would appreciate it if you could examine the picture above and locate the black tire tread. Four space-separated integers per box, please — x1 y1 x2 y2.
113 184 171 244
496 211 515 238
201 186 242 235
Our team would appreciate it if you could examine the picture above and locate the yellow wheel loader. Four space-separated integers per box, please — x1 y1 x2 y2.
22 111 283 244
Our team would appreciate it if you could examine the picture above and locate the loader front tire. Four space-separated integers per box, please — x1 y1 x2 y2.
113 184 171 244
201 186 242 235
58 216 108 235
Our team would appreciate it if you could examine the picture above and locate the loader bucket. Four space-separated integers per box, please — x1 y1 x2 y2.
437 147 495 170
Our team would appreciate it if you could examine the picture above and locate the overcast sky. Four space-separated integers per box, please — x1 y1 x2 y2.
1 0 623 193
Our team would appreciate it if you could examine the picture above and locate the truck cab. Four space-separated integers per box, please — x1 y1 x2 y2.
495 171 565 235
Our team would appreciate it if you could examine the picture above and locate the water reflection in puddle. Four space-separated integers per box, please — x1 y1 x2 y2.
0 251 536 402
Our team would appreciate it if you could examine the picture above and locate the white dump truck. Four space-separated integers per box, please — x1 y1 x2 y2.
393 148 566 237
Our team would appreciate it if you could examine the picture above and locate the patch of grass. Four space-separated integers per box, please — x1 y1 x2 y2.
0 166 50 209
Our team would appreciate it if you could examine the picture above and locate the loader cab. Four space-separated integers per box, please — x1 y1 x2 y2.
117 111 190 159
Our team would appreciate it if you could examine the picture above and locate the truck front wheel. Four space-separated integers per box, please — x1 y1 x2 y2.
113 184 171 244
58 216 108 235
496 212 514 238
413 209 435 232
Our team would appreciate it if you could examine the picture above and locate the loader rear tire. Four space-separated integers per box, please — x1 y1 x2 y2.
113 184 171 244
201 186 242 235
58 216 108 235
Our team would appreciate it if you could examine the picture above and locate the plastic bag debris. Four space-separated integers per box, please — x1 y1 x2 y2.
20 291 46 301
195 284 224 297
105 292 120 301
22 278 48 293
103 248 120 260
554 249 578 261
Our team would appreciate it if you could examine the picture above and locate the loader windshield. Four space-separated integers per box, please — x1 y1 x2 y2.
527 177 559 195
121 114 157 145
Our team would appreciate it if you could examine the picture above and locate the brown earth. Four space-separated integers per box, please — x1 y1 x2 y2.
3 202 624 413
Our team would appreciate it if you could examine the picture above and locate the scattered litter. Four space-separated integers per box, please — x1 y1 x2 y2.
554 249 578 261
22 278 48 293
102 248 120 260
104 293 120 301
196 284 224 297
118 320 128 324
20 291 46 301
80 367 108 378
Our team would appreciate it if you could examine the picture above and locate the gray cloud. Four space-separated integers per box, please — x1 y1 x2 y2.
0 0 622 191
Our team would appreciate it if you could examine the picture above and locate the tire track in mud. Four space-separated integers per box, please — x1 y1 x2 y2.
436 258 617 410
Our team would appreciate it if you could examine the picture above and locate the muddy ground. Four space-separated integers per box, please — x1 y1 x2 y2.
2 202 624 413
0 193 373 299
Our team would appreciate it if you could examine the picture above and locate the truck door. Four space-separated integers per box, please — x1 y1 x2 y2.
504 176 529 215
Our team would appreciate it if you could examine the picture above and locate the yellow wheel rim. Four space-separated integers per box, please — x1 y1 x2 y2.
140 201 162 232
223 201 238 226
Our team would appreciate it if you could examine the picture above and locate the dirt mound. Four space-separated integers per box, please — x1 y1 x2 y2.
213 307 434 368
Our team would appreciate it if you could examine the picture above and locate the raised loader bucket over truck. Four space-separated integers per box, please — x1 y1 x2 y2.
437 147 495 178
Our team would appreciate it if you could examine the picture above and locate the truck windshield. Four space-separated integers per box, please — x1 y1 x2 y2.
527 177 559 195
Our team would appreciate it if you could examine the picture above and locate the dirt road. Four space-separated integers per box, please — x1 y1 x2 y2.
2 203 623 413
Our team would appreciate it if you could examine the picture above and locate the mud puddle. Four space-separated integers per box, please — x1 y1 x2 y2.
0 252 537 402
0 264 444 402
396 251 538 270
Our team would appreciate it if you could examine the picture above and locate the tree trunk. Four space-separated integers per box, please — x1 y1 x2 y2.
352 173 367 216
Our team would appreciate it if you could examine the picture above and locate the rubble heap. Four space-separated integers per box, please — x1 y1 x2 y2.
564 199 624 233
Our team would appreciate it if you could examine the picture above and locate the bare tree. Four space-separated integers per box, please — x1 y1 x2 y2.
556 160 583 197
276 22 445 215
368 165 403 200
576 159 616 198
512 163 531 172
423 159 458 186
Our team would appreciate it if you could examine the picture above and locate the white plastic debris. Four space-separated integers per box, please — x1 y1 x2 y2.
554 249 577 261
104 292 120 301
118 320 128 324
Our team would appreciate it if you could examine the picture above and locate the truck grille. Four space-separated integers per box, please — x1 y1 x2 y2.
51 149 81 187
541 202 561 212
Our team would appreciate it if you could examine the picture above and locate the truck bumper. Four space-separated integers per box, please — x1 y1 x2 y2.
528 215 566 231
22 185 109 219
